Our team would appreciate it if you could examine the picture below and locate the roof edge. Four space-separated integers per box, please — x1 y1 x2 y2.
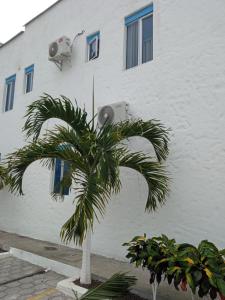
0 31 24 50
24 0 63 27
0 0 63 50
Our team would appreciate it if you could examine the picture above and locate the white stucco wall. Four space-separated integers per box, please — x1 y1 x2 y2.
0 0 225 260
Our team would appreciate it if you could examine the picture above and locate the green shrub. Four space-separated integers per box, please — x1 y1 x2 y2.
124 234 225 299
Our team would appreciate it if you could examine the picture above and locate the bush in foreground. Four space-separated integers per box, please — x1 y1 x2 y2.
124 234 225 300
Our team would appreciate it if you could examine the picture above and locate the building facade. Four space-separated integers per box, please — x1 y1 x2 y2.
0 0 225 260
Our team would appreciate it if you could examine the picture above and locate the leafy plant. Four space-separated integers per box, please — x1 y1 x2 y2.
124 234 225 300
6 94 170 283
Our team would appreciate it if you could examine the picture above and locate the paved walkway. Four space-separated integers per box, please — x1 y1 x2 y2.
0 256 72 299
0 230 199 300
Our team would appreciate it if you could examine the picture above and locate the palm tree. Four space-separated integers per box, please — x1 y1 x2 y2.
7 94 170 284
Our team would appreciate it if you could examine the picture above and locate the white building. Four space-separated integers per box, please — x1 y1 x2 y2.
0 0 225 261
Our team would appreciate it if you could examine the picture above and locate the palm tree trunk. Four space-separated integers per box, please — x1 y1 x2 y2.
80 227 92 284
152 281 158 300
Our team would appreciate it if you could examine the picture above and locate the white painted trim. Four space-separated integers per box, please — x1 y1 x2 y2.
0 252 11 259
9 247 80 278
57 276 86 299
57 277 109 300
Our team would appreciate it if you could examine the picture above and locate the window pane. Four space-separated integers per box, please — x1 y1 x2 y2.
9 80 15 110
89 40 96 60
5 80 15 112
53 159 70 195
88 37 100 60
53 159 62 194
62 161 70 195
126 21 139 69
142 15 153 63
26 72 32 93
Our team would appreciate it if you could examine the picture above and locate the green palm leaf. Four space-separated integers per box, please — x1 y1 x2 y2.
46 125 86 156
24 94 90 140
119 151 169 211
7 140 86 195
104 119 170 162
78 273 137 300
60 174 111 245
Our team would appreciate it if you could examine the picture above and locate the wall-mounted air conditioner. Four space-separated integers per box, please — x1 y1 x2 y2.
97 101 129 127
48 36 71 70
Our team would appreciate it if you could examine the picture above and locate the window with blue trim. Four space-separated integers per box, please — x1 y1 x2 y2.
87 32 100 61
53 159 70 196
24 64 34 94
125 4 153 69
4 74 16 112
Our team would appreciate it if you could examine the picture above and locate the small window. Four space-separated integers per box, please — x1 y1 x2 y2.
52 158 70 196
125 4 153 69
4 74 16 112
87 32 100 61
24 64 34 93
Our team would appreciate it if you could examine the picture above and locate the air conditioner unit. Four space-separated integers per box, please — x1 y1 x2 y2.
48 36 71 62
97 101 129 127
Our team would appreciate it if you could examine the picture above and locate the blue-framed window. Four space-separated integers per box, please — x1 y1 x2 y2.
53 159 70 196
87 31 100 61
24 64 34 94
125 4 153 69
4 74 16 112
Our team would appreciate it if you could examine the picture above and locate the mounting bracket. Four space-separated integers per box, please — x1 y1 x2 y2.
50 55 72 71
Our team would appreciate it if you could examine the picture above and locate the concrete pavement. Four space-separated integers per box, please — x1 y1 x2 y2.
0 256 73 299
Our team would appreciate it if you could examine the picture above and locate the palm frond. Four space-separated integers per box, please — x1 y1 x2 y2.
23 94 90 140
60 174 111 245
119 151 169 211
79 273 137 300
6 140 86 195
45 125 86 156
105 119 170 162
95 150 121 194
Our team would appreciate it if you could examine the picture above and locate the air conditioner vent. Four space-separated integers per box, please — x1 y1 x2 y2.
98 102 129 127
49 42 58 58
98 105 115 126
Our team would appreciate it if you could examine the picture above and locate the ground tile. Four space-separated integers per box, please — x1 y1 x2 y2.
0 257 73 299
